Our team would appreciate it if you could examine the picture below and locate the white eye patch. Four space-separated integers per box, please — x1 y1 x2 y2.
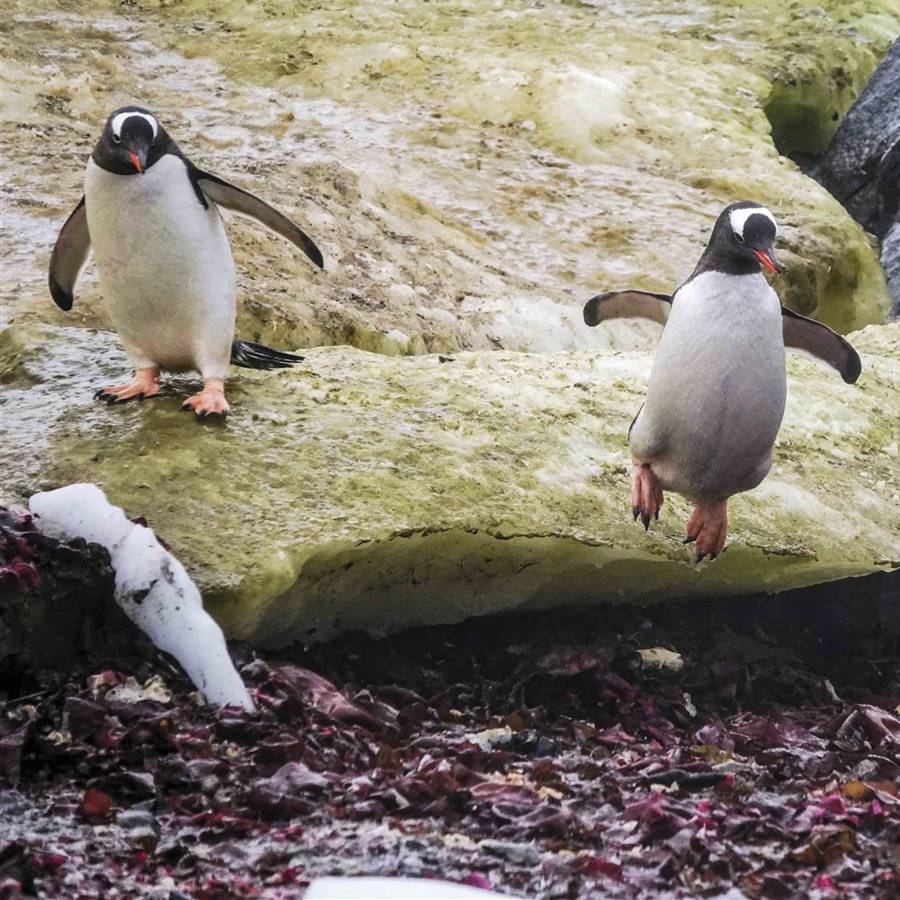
729 205 777 240
111 111 159 140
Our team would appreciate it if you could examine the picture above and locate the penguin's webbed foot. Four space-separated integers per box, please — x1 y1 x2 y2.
94 368 161 404
181 378 229 420
684 500 728 562
630 463 663 530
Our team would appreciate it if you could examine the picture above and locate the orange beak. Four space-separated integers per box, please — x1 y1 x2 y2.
753 249 780 274
127 150 143 174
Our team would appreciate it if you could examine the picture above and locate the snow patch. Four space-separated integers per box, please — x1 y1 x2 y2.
28 484 254 711
752 479 835 521
305 877 502 899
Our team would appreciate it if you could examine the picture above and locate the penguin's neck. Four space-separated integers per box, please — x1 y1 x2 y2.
690 247 760 279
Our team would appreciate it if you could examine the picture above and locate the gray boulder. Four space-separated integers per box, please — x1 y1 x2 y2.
884 223 900 318
814 39 900 237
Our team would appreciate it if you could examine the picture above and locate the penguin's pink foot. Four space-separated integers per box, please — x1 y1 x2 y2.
631 463 663 530
181 378 229 419
94 367 160 403
684 500 728 561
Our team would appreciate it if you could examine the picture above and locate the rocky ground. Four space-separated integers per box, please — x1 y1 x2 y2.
2 3 899 897
1 508 898 898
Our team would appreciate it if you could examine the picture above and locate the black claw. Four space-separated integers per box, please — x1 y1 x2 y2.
196 410 227 424
641 512 651 531
696 553 707 563
181 402 192 411
654 508 660 521
708 552 718 561
93 389 106 400
632 506 640 522
683 535 697 545
137 393 145 401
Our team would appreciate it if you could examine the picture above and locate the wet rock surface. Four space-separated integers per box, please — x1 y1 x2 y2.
3 323 898 646
1 0 895 343
1 575 898 898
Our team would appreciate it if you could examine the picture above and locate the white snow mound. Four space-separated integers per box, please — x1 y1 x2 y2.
29 483 254 711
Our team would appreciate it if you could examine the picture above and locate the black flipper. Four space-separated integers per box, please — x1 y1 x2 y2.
231 340 305 370
48 197 90 311
193 168 324 269
781 307 862 384
583 290 673 326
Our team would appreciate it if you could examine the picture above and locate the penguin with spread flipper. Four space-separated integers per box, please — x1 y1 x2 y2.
49 106 324 418
584 201 861 560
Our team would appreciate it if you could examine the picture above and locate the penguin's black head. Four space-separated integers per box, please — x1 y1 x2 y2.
93 106 170 176
702 201 782 276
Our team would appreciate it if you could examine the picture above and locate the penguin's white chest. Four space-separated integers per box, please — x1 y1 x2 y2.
84 155 236 375
630 271 787 500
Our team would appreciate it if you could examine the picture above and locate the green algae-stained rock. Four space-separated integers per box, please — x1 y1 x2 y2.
2 1 895 350
150 0 897 332
2 324 898 647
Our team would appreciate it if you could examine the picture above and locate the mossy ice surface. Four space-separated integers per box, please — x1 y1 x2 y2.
2 324 897 646
153 0 897 326
0 0 895 352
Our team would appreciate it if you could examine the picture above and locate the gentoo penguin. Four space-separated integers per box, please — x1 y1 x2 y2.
49 106 324 418
583 201 861 560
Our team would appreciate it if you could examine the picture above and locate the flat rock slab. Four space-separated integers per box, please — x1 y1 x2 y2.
2 323 898 647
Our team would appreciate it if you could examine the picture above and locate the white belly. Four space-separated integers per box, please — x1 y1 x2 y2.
629 271 787 501
84 155 236 376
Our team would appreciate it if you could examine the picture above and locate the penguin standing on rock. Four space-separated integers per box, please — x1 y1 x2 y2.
49 106 324 418
583 201 862 560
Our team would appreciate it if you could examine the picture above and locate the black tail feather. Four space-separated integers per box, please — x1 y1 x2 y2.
230 340 304 370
